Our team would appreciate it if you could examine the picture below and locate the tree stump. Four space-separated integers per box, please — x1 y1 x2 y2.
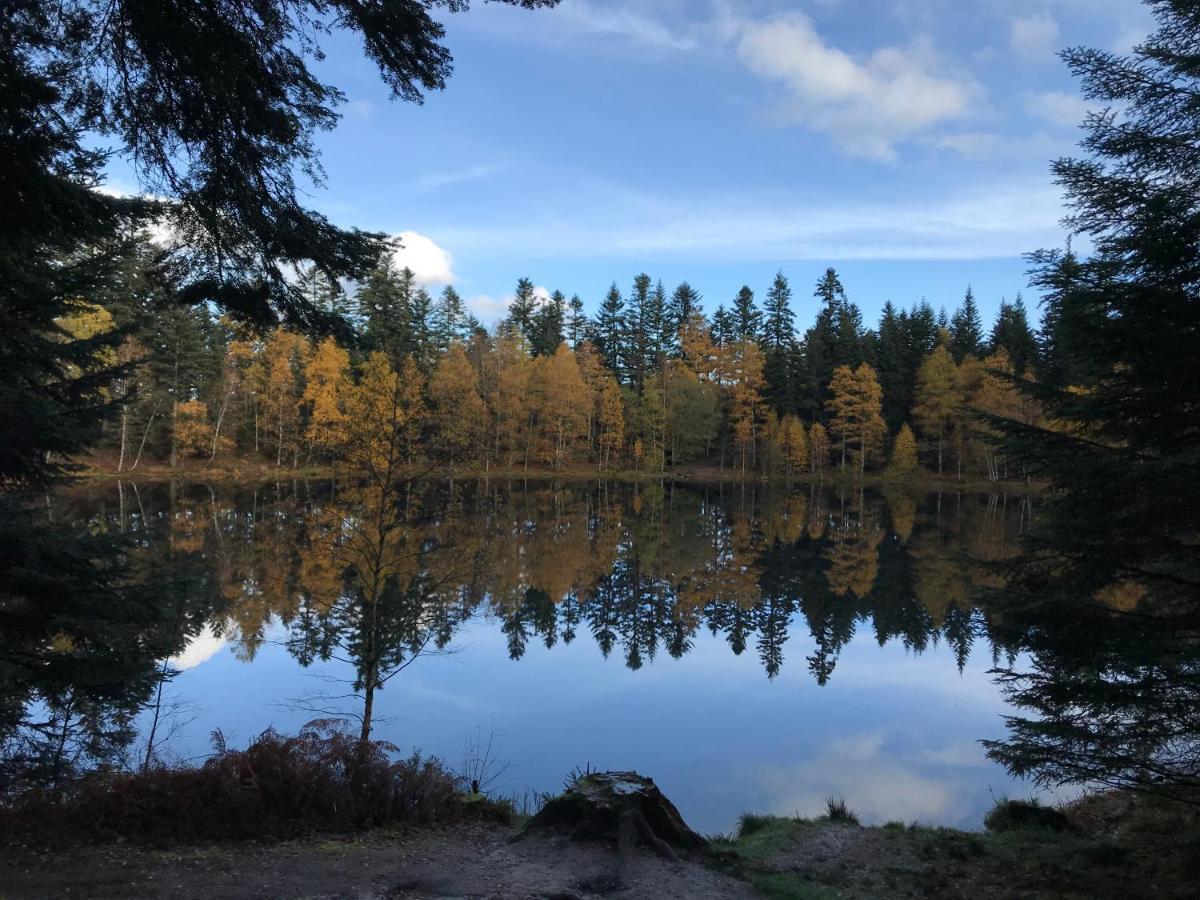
514 771 709 864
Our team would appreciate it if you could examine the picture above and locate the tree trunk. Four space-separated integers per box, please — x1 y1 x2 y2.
515 771 710 869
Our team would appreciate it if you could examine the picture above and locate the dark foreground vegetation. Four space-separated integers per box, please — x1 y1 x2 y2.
0 722 511 847
4 750 1198 900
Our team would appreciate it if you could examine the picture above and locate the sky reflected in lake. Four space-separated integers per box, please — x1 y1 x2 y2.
31 478 1056 834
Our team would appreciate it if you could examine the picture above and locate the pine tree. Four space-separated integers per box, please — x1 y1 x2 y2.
665 282 703 355
566 294 587 347
949 287 984 362
732 285 762 341
530 290 566 356
506 277 539 340
762 272 798 415
408 285 436 367
433 285 467 352
594 283 627 381
711 305 736 346
626 274 663 390
359 255 412 364
988 295 1038 374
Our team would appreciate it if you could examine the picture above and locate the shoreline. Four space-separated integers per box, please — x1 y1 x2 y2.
70 459 1048 494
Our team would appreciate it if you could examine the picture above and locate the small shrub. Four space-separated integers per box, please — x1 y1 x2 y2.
984 798 1071 833
825 796 859 824
0 721 473 845
738 812 776 836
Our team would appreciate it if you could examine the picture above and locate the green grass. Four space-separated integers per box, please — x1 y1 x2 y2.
711 794 1200 900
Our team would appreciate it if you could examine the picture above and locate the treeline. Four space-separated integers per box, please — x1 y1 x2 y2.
71 241 1057 479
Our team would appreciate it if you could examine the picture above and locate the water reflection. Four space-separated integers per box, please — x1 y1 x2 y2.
49 480 1039 682
14 477 1175 828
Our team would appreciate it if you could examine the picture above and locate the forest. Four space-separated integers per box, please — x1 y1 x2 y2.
72 241 1051 481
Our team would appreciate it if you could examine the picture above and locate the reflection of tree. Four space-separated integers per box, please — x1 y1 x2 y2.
0 490 219 791
285 483 471 744
33 481 1037 706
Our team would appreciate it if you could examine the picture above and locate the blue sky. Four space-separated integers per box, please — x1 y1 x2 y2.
125 0 1156 330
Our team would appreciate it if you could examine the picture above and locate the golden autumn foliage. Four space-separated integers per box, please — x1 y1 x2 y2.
887 423 919 478
429 343 486 465
173 400 212 458
302 337 351 459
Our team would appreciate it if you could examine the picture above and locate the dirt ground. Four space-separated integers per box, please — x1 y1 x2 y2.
0 823 755 900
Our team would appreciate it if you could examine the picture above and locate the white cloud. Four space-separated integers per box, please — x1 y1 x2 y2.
389 231 456 285
463 284 552 328
552 0 698 51
169 624 227 672
463 293 510 326
1010 12 1059 60
1026 90 1090 128
727 11 974 160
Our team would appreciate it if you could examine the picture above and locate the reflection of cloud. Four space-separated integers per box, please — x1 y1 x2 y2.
169 624 226 672
755 733 957 824
917 741 991 768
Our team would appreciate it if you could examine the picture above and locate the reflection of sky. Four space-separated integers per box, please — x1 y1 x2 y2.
153 615 1048 834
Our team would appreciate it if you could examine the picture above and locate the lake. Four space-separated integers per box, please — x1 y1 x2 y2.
34 478 1052 834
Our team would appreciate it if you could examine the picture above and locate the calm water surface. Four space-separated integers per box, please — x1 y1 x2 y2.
49 479 1049 833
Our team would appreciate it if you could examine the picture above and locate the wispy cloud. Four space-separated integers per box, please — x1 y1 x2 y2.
427 177 1066 263
551 0 699 51
1026 90 1091 128
1010 12 1059 60
414 163 506 193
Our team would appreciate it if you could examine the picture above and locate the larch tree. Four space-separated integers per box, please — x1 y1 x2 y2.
887 424 919 478
533 345 589 469
780 415 809 477
302 338 352 463
809 422 830 474
428 344 486 469
596 375 625 472
913 343 961 475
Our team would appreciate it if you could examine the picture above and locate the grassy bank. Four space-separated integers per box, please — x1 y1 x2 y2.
715 795 1200 900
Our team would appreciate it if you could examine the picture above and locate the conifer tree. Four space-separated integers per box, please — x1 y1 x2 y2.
949 287 984 362
666 282 703 354
530 290 566 357
594 283 627 381
732 285 762 341
988 295 1038 374
566 294 586 347
359 255 412 364
711 305 736 346
762 272 798 415
433 285 467 352
506 277 539 340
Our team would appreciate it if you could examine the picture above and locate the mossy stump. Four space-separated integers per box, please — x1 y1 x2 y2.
515 771 708 864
